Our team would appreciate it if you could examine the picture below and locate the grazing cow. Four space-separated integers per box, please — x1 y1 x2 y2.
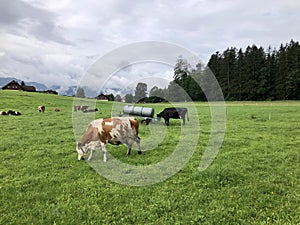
7 110 22 116
82 108 98 113
74 105 81 111
0 111 8 115
157 107 189 126
74 105 89 112
38 105 45 112
76 117 141 162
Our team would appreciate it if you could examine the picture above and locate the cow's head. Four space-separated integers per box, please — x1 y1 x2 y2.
156 113 161 118
76 142 87 160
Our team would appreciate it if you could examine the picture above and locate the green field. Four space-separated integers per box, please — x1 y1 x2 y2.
0 90 299 224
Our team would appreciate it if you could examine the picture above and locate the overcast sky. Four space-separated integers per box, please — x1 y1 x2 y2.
0 0 299 91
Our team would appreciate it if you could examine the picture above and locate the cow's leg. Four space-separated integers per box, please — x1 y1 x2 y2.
126 139 133 156
126 143 132 156
87 142 100 161
136 137 141 154
87 148 93 161
164 117 169 126
182 117 186 125
126 147 132 156
126 137 141 155
100 142 107 162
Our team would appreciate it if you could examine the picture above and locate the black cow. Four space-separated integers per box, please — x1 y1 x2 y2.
157 107 189 126
82 108 99 113
0 111 8 115
7 110 22 116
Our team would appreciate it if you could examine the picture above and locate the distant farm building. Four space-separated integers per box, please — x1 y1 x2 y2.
1 80 36 92
96 93 109 101
42 90 58 95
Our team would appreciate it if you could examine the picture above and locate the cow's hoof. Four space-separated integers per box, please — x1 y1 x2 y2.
138 151 142 155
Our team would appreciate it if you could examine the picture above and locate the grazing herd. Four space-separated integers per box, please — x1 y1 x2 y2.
0 105 60 116
0 110 22 116
76 107 188 162
1 101 188 162
1 105 100 116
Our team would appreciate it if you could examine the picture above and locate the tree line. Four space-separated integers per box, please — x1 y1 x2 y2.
77 39 300 102
134 39 300 102
208 39 300 100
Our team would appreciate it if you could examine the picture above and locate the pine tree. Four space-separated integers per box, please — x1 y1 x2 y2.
75 87 85 98
134 82 147 102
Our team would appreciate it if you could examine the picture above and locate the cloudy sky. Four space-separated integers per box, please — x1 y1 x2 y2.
0 0 299 92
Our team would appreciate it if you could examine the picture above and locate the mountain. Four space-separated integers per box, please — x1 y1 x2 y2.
27 81 48 91
0 77 74 95
98 87 132 97
0 77 133 97
73 87 132 98
0 77 48 91
54 85 78 96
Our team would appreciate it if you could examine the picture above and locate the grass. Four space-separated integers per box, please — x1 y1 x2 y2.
0 90 299 224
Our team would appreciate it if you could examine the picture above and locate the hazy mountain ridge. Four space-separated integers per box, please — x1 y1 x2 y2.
0 77 130 97
0 77 48 91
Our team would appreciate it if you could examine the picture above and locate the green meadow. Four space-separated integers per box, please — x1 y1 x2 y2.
0 90 299 224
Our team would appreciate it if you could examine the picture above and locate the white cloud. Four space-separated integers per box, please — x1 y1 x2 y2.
0 0 299 91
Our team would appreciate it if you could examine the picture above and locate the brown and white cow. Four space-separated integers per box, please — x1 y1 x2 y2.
76 117 141 162
74 105 89 112
38 105 45 112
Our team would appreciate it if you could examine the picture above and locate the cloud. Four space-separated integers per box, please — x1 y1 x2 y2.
0 0 299 92
0 0 71 45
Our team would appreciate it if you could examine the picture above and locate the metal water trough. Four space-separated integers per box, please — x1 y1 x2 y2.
122 105 160 125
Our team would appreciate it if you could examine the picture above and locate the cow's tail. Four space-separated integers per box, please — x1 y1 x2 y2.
186 109 189 122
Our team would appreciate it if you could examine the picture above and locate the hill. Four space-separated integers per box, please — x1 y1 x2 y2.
0 90 299 224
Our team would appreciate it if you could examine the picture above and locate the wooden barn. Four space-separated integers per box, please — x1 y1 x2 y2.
1 80 36 92
96 93 108 101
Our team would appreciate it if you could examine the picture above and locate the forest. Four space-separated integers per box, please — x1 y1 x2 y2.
144 39 300 102
77 40 300 102
207 39 300 101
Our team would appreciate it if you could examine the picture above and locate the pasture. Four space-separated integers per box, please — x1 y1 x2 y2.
0 90 299 224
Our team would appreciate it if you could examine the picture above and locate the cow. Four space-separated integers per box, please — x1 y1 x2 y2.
76 117 141 162
157 107 189 126
7 110 22 116
0 111 8 115
73 105 81 111
82 108 98 113
38 105 45 112
74 105 89 112
74 105 79 111
55 108 60 112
